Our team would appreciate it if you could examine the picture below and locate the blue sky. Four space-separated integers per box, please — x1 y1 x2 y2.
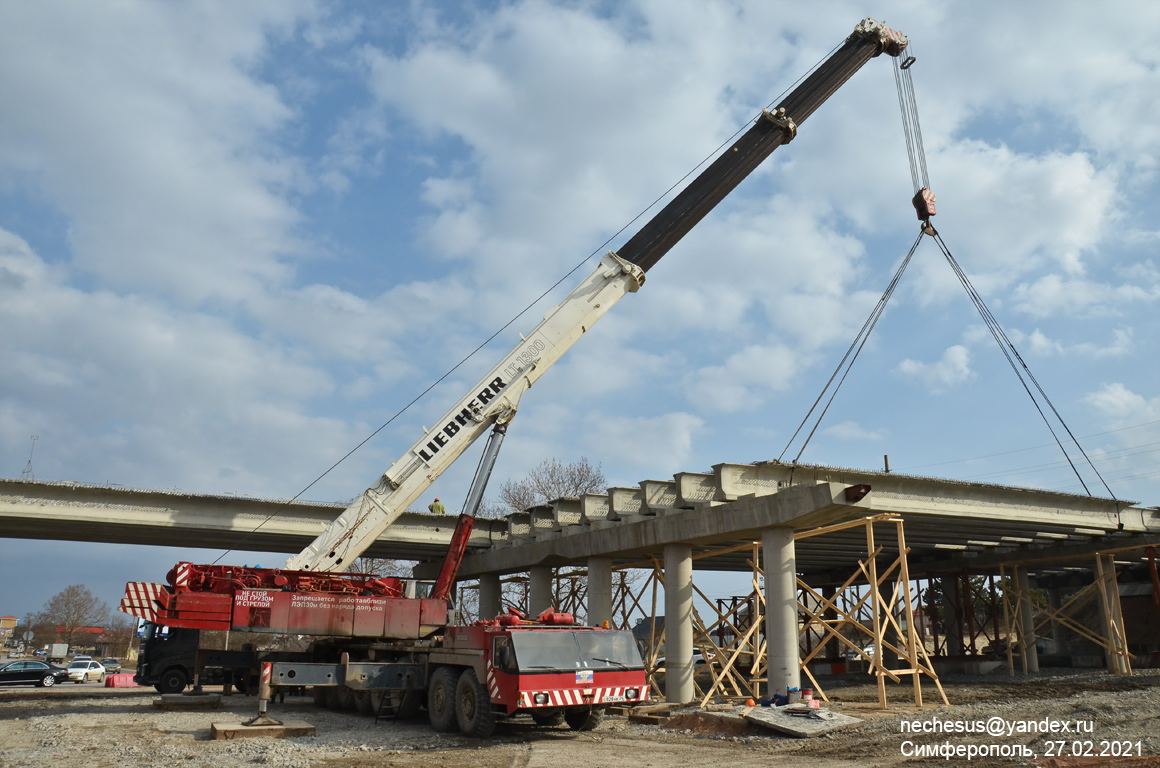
2 1 1158 621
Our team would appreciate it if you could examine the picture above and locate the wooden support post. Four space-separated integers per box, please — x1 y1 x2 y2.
865 520 887 709
895 520 923 708
1000 565 1015 678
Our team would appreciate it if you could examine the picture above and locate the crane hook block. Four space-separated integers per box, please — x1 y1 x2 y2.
761 107 797 143
912 187 937 220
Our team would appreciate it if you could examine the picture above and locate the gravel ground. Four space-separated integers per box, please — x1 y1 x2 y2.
0 669 1157 768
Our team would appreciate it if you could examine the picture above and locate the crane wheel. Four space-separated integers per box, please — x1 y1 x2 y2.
312 686 328 708
157 668 188 695
337 684 358 711
455 669 496 738
354 689 374 715
564 707 605 731
427 667 461 733
531 709 565 727
393 689 424 719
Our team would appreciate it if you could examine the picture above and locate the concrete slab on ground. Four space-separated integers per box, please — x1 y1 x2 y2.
210 720 316 739
740 705 861 738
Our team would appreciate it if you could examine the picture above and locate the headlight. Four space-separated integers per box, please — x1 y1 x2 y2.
625 688 639 699
533 693 549 705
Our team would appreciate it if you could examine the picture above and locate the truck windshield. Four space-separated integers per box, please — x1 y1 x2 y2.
508 630 643 672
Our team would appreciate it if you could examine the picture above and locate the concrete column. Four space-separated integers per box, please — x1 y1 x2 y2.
528 566 553 616
478 573 502 620
663 543 694 705
941 577 964 657
763 527 801 695
587 557 613 627
1017 570 1039 674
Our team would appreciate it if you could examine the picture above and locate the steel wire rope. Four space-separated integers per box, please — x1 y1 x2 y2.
899 418 1160 470
212 48 843 565
962 440 1160 482
929 231 1117 499
778 229 925 464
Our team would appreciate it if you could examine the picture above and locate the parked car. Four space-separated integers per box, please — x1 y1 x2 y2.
100 658 122 674
0 660 70 687
33 649 47 658
66 660 105 683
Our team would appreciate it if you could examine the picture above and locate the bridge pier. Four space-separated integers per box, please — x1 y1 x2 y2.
587 556 612 626
664 543 693 704
764 527 800 696
478 573 501 620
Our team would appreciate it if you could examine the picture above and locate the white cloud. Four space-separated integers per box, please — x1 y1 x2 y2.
582 412 705 477
822 421 886 442
897 345 975 391
1012 327 1134 358
685 344 807 413
1085 383 1160 424
1012 274 1159 317
0 1 316 305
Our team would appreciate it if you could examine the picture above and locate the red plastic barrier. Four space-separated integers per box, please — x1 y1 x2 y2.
104 673 140 688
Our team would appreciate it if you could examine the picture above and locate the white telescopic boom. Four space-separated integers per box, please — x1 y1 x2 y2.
285 252 645 572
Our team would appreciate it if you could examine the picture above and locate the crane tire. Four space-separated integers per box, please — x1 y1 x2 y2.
394 690 424 719
427 666 461 733
564 707 604 731
455 669 496 738
532 709 565 727
158 668 188 695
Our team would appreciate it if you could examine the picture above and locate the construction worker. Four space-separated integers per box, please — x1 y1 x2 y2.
428 497 446 515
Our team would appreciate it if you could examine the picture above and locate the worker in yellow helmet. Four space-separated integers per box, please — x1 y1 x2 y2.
428 497 446 515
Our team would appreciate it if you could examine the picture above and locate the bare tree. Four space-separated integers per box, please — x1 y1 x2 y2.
102 613 137 657
37 585 111 646
352 557 411 578
492 457 607 516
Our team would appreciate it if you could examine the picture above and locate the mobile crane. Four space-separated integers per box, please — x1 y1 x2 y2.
121 18 913 737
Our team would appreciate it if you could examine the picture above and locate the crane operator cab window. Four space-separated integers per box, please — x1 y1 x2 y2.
403 580 435 600
493 636 517 673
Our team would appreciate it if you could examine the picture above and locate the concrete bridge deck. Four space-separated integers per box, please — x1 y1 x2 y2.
0 478 505 562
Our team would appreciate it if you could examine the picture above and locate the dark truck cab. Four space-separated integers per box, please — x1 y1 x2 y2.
134 622 201 693
135 621 310 695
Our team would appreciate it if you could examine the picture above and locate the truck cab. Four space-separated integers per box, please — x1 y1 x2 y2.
134 622 198 693
429 618 648 736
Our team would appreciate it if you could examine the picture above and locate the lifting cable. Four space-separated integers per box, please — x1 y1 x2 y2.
781 43 1117 501
778 229 924 464
929 230 1117 499
213 47 844 563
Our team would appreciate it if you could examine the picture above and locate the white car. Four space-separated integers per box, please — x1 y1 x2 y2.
67 660 105 683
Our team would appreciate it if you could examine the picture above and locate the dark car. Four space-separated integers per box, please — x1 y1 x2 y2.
0 659 70 687
100 658 122 674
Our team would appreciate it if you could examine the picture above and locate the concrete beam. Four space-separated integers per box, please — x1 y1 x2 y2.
433 482 860 579
911 533 1160 573
0 479 503 562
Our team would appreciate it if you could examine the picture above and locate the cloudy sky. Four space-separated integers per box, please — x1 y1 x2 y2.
2 1 1158 621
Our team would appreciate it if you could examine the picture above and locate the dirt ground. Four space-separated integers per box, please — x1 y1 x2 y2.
1 669 1157 768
